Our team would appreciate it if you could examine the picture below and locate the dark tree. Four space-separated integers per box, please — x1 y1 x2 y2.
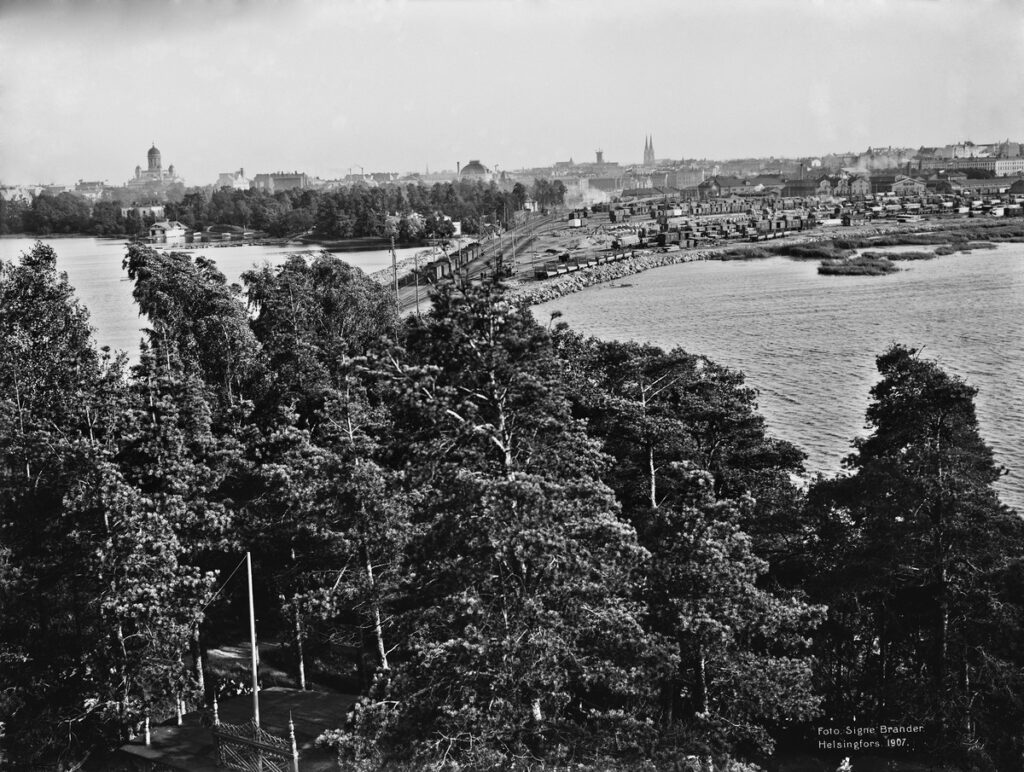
554 335 821 762
324 283 658 769
807 344 1024 768
123 244 261 412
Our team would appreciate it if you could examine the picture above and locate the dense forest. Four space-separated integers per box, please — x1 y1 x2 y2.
1 242 1023 771
0 178 567 241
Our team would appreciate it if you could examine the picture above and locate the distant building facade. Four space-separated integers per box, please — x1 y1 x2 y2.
698 176 749 198
849 176 871 197
253 171 309 193
74 179 106 202
891 176 928 196
148 220 187 245
918 157 998 174
995 158 1024 176
121 204 166 220
216 168 251 190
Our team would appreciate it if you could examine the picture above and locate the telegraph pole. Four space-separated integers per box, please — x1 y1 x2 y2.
511 227 517 277
413 250 421 316
391 235 399 302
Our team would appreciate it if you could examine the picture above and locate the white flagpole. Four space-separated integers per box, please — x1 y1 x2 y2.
246 551 260 726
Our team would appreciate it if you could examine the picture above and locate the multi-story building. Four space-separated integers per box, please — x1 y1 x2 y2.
216 168 250 190
252 171 309 193
849 176 871 197
918 157 998 174
994 158 1024 177
74 179 106 202
698 176 749 198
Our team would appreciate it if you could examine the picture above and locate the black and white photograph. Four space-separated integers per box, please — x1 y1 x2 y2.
1 0 1023 770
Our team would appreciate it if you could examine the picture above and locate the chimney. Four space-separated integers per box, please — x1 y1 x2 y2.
457 161 461 175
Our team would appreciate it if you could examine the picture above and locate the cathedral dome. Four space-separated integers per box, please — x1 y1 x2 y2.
460 160 488 177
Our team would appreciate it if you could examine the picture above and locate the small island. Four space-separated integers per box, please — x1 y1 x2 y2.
818 254 901 275
862 249 936 261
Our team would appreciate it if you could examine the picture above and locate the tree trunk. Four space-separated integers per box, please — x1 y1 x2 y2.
365 549 389 671
191 626 206 703
935 519 950 729
694 643 709 719
648 444 657 509
961 646 972 738
294 604 307 690
659 679 674 729
116 623 130 742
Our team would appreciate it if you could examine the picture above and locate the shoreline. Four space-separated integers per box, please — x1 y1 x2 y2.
510 217 1020 306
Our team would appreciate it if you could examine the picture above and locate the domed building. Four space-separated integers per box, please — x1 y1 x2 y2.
126 143 183 189
458 159 492 182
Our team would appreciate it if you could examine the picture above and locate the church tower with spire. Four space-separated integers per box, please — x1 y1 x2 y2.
644 135 655 166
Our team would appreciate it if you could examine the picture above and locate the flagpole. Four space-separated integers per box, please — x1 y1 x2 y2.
247 551 260 726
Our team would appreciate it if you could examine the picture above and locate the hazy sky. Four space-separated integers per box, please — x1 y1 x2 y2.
2 0 1023 185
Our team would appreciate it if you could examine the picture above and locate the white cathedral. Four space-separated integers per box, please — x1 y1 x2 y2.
126 144 183 188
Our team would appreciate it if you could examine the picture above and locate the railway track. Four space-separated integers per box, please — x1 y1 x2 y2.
394 212 561 313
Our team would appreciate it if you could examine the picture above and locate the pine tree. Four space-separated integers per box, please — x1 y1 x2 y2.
325 283 657 768
807 344 1024 767
554 335 821 761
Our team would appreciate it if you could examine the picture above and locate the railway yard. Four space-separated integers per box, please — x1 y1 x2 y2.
391 197 1013 313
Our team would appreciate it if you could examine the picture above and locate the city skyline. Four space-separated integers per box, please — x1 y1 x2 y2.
2 0 1023 186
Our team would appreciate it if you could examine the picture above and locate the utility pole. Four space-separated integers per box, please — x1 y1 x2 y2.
497 222 502 279
391 235 399 303
511 227 517 277
413 250 421 316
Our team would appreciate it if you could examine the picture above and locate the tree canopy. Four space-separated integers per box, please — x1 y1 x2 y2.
1 244 1020 771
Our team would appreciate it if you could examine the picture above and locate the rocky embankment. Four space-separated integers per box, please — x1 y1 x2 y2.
508 249 715 305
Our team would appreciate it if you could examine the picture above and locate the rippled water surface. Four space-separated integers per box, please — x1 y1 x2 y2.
534 247 1024 511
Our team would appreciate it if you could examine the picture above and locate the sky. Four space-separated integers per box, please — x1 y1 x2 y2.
1 0 1023 186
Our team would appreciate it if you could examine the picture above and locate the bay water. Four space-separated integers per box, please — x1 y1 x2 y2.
0 236 419 355
534 247 1024 511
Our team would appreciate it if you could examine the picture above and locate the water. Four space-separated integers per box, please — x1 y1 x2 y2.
0 236 419 355
534 247 1024 512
